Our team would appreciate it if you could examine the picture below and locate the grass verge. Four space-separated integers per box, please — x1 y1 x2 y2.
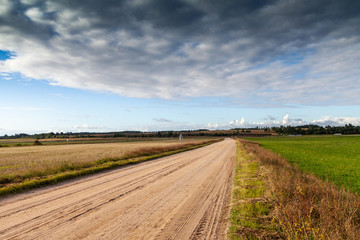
0 139 222 197
241 139 360 240
229 140 278 239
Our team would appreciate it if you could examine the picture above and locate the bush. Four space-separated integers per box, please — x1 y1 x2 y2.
33 139 42 145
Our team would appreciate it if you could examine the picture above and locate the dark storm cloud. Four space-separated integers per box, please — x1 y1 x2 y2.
3 0 360 47
0 0 359 105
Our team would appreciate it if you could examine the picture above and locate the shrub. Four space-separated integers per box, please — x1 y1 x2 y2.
33 139 42 145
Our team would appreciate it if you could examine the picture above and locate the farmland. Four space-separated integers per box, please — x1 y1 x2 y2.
0 137 220 195
247 135 360 193
0 137 151 147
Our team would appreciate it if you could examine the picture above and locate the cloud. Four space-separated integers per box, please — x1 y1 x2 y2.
312 116 360 126
282 114 290 125
207 117 245 129
153 118 173 123
228 118 245 127
206 114 360 129
0 0 359 106
73 124 106 131
281 114 305 125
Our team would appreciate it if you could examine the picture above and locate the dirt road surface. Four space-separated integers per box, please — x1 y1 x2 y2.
0 139 236 240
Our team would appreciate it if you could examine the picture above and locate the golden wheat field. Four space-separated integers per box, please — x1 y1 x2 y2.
0 138 212 180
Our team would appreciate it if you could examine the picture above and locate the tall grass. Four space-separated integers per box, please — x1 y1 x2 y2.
241 139 360 239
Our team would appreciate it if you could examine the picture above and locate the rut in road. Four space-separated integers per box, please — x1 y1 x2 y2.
0 139 236 240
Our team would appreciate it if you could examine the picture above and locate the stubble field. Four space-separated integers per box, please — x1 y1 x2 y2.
0 137 219 195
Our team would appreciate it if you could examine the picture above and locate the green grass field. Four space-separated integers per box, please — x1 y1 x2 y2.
247 135 360 193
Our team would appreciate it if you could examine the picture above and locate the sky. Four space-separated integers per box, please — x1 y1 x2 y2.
0 0 359 135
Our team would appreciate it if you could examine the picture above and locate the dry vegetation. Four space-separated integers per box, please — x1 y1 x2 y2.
240 139 360 239
1 140 190 178
0 138 219 195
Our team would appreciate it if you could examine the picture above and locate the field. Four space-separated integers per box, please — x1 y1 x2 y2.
0 137 148 147
0 137 219 195
247 135 360 193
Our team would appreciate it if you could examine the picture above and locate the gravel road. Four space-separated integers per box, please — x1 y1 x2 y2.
0 138 236 239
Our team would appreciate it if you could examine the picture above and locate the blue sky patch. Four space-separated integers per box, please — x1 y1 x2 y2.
0 50 15 61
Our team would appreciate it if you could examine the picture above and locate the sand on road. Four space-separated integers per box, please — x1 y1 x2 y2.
0 138 236 240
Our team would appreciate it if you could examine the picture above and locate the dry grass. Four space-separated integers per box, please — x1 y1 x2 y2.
0 138 216 185
240 139 360 240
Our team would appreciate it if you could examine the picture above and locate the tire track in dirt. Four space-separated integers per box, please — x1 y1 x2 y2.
0 139 236 240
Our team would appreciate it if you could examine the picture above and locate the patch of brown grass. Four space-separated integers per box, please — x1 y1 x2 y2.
239 139 360 240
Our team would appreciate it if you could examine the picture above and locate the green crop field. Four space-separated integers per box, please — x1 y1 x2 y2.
247 135 360 193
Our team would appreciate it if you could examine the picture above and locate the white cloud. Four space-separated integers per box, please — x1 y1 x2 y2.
206 114 350 129
282 114 290 125
228 117 245 127
47 129 64 133
208 117 246 129
207 122 219 129
73 124 106 131
312 116 360 126
25 8 44 23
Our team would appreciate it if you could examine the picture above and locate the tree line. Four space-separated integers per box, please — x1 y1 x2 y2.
1 125 359 139
272 124 360 135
